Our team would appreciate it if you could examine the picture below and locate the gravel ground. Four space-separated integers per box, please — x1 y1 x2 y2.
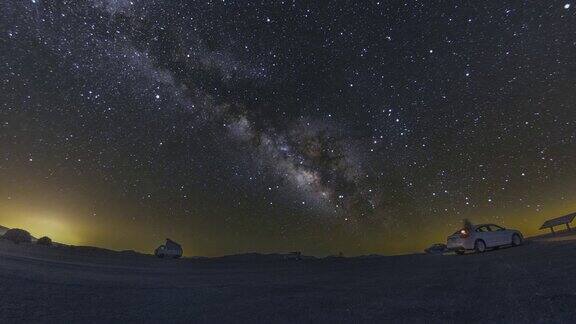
1 237 576 323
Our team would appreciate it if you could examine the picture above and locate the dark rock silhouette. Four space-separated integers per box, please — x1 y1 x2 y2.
2 228 32 244
425 243 447 255
37 236 53 246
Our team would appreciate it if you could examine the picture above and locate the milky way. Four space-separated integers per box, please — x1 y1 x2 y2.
1 1 576 255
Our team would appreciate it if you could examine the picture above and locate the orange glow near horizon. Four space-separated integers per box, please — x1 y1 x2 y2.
1 196 575 257
0 207 86 246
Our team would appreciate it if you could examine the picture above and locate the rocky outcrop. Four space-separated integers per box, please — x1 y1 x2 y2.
36 236 53 246
2 228 32 244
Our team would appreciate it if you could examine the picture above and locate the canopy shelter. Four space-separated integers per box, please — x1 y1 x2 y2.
539 212 576 234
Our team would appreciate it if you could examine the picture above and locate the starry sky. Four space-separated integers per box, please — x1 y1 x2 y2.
1 0 575 256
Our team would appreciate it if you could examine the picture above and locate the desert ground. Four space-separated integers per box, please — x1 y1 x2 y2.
1 234 576 323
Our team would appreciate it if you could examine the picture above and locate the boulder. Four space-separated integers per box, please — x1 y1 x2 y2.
36 236 53 246
2 228 32 244
425 243 447 255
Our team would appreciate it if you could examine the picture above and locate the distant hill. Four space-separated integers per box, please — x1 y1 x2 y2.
0 226 38 241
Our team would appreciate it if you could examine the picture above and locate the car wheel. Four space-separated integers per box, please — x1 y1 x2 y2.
512 233 523 246
474 240 486 253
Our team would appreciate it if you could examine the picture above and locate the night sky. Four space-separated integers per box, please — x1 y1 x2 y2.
1 1 575 256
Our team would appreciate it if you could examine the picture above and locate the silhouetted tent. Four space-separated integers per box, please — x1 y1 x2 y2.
37 236 53 246
2 228 32 244
540 212 576 234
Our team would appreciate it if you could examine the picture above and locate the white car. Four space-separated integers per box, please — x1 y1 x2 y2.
447 224 523 254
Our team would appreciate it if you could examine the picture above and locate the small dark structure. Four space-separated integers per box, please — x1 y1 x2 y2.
37 236 53 246
154 238 183 259
539 212 576 234
283 251 302 260
2 228 32 244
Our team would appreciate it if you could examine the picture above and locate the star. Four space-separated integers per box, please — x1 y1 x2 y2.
1 0 574 257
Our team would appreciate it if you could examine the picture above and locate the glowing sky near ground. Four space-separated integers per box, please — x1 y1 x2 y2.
1 1 575 256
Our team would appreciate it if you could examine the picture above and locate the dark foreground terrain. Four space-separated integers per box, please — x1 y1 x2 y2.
1 236 576 323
